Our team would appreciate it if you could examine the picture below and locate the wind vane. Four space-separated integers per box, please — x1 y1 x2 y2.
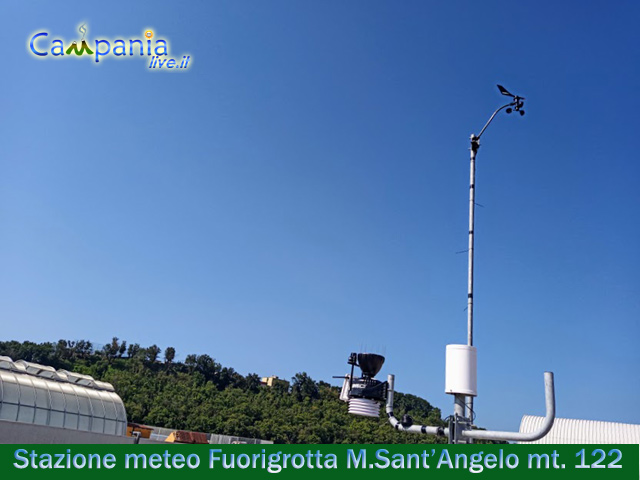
497 84 525 116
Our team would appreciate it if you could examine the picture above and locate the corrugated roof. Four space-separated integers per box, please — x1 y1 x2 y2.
520 415 640 443
0 357 114 391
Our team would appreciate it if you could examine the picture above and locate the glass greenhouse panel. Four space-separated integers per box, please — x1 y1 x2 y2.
0 357 127 436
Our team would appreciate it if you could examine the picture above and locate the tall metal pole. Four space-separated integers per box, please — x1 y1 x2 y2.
466 135 479 427
453 393 467 444
468 135 479 347
461 89 524 429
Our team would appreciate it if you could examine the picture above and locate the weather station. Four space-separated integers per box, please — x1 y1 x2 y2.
337 85 557 444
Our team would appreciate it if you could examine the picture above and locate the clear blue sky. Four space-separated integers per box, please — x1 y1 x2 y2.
1 1 638 433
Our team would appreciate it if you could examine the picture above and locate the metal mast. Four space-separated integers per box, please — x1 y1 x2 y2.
465 85 525 425
468 136 478 347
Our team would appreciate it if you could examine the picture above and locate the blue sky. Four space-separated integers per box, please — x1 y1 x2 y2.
1 1 638 433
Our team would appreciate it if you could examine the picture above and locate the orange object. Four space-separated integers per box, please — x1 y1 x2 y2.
165 430 208 444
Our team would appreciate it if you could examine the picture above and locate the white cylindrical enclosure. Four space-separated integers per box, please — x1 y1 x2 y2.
445 344 477 396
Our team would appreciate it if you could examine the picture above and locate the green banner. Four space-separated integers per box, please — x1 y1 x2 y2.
3 444 638 479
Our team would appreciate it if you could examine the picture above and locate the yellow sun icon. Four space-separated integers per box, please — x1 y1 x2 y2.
145 30 153 39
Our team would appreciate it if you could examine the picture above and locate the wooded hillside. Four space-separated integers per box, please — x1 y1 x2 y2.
0 338 447 444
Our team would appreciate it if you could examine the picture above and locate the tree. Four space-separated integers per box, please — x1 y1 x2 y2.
164 347 176 364
244 373 261 393
75 340 93 358
195 354 220 382
103 337 120 364
127 343 141 358
185 354 197 372
146 344 161 364
291 372 319 401
55 340 70 360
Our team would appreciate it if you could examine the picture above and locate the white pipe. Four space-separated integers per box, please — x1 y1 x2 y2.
385 375 447 437
461 372 555 442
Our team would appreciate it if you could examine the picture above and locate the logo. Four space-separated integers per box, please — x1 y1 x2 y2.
28 24 191 70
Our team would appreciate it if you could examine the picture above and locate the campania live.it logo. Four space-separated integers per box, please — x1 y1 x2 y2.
28 23 191 70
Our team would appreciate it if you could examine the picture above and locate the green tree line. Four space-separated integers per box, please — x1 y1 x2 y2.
0 338 448 444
